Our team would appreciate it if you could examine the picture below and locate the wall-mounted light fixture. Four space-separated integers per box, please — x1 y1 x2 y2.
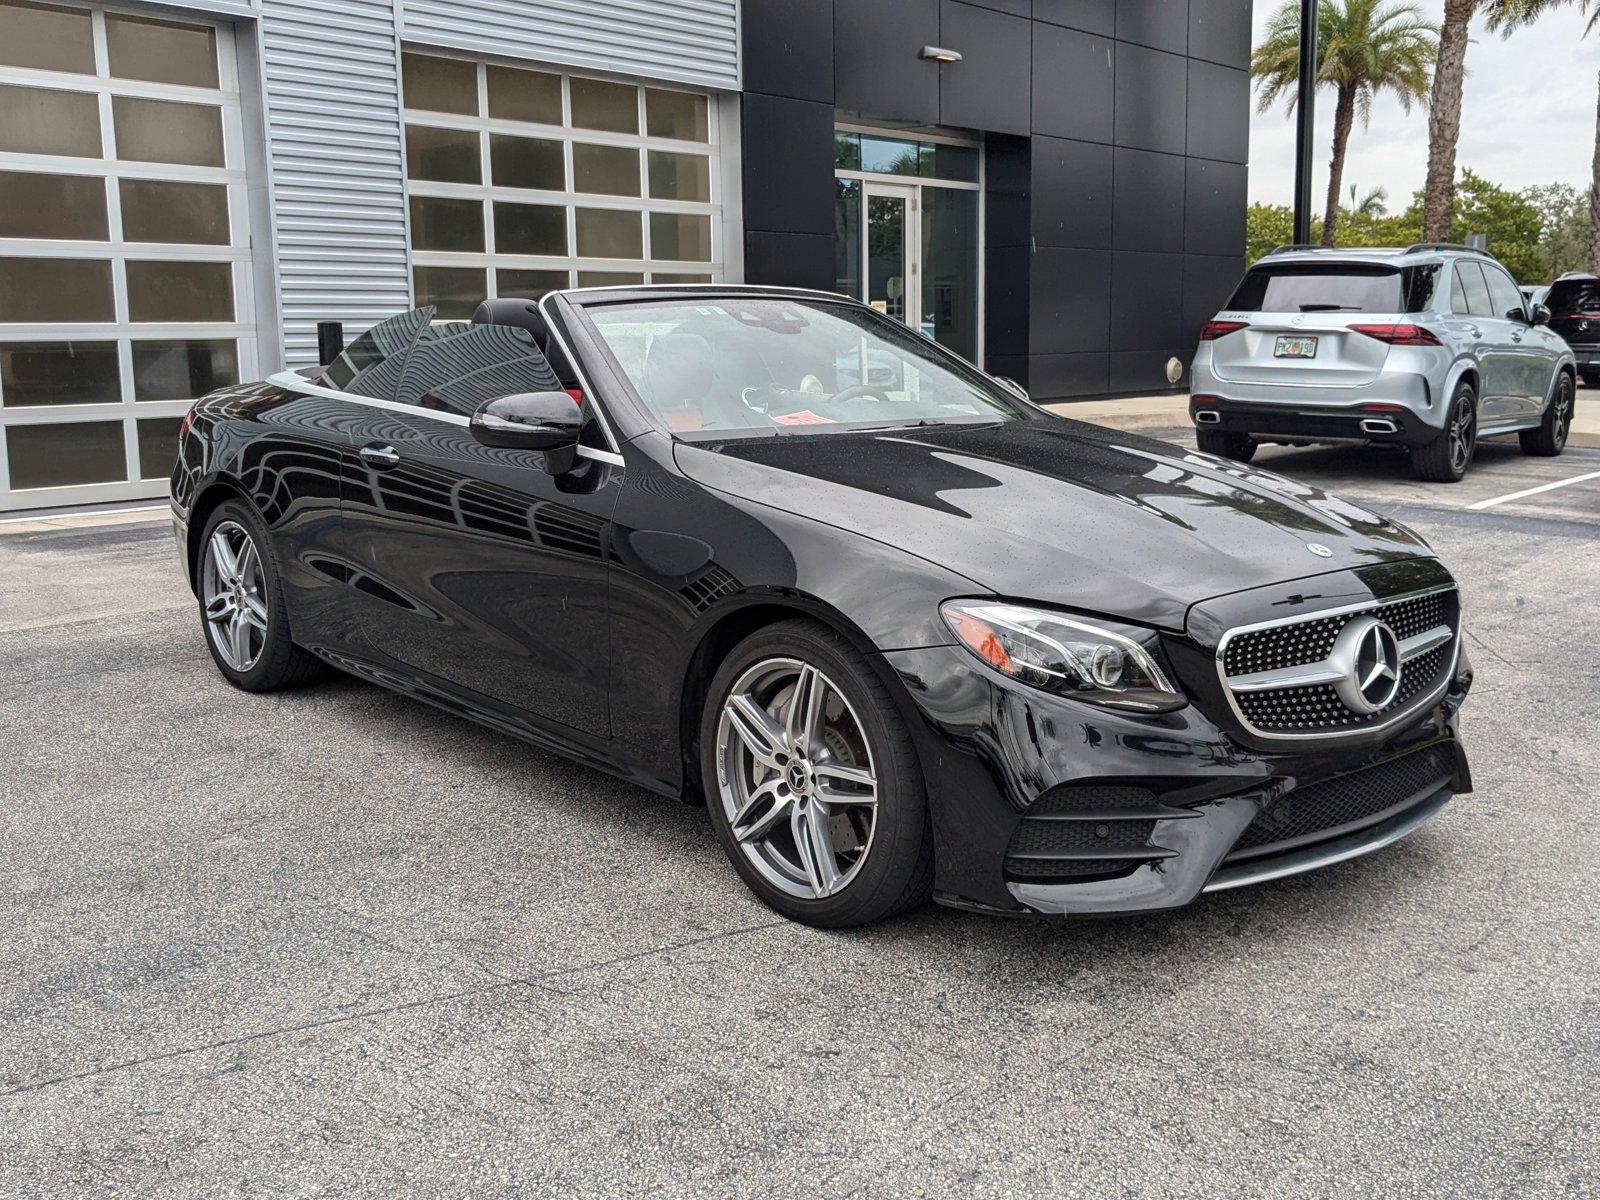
919 45 963 62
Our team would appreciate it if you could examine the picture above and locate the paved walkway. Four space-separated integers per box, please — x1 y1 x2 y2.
1046 389 1600 448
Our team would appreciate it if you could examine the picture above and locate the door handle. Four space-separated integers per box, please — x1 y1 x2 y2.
359 443 401 469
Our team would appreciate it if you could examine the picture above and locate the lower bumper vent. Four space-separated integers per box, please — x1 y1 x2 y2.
1228 741 1456 861
1003 785 1186 884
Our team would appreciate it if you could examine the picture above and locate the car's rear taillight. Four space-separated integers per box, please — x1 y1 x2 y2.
1349 323 1442 346
179 408 195 439
563 387 584 405
1200 320 1248 341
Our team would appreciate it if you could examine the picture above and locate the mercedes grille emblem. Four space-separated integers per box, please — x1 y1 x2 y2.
1330 615 1403 714
1307 543 1333 558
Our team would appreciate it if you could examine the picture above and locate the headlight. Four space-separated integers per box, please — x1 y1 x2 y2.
939 601 1186 713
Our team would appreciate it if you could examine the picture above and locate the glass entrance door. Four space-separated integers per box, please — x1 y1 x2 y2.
864 182 915 325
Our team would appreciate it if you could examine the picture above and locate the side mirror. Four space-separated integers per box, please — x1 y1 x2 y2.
994 375 1029 401
1530 303 1551 326
470 391 583 474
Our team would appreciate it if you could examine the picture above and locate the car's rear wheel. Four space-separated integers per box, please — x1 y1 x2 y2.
197 500 325 691
1411 383 1477 482
700 619 933 927
1195 426 1257 462
1520 371 1573 457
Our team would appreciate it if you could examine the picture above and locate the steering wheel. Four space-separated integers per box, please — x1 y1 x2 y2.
818 383 891 407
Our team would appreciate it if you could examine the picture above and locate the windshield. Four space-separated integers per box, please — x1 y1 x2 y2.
1227 263 1434 314
582 297 1028 437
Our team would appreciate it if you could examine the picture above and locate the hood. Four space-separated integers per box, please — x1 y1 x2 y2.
672 417 1431 632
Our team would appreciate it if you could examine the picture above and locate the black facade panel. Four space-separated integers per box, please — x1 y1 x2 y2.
985 352 1030 389
741 93 835 237
835 0 940 124
1115 0 1188 54
1031 351 1109 398
1109 249 1182 351
1188 0 1251 68
962 0 1029 15
1108 348 1180 393
744 230 837 289
1032 23 1114 143
1031 247 1110 355
986 244 1031 357
1186 60 1250 163
742 0 834 104
940 1 1032 136
1032 0 1113 36
1113 146 1184 252
1033 136 1112 249
1113 42 1186 155
1182 252 1244 344
1184 157 1247 257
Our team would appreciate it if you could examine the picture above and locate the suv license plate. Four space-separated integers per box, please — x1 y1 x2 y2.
1275 335 1318 358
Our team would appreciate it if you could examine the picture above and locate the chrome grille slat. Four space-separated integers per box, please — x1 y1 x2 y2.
1216 585 1460 739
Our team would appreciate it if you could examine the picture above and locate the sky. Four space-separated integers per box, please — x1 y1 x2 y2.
1248 1 1598 208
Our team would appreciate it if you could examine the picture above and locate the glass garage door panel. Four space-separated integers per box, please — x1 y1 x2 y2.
0 0 254 511
402 52 724 312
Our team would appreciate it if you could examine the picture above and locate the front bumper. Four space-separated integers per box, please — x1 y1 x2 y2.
882 636 1472 918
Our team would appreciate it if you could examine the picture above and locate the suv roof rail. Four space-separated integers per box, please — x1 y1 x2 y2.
1402 241 1495 258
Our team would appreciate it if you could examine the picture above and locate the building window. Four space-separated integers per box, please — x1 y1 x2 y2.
0 0 254 510
834 127 983 363
402 52 722 319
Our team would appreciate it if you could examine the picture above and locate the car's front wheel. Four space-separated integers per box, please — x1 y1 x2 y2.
1195 426 1257 462
701 619 933 927
1411 383 1477 482
1520 371 1573 457
197 500 325 691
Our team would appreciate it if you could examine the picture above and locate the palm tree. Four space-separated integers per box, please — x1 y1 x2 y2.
1485 0 1600 271
1421 0 1480 242
1253 0 1437 246
1350 182 1391 216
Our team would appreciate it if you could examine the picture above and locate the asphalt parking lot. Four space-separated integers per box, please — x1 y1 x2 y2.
2 421 1597 1197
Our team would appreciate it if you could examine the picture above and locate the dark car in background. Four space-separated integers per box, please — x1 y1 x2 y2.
1544 272 1600 386
171 286 1473 926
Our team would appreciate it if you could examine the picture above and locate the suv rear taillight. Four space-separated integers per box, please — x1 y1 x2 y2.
1349 323 1442 346
1200 320 1248 341
179 408 195 439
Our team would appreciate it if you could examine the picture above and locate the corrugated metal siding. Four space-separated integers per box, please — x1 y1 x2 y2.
399 0 739 90
259 0 413 364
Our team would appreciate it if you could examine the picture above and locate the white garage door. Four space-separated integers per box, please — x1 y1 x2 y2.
0 0 257 511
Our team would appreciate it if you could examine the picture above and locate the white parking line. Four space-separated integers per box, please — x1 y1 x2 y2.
0 503 167 525
1465 470 1600 511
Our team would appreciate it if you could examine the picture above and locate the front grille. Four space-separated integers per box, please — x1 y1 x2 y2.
1229 742 1455 858
1219 587 1459 737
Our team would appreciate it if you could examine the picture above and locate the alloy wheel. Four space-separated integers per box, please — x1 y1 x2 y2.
714 657 879 900
1449 396 1476 474
202 520 268 672
1554 378 1573 447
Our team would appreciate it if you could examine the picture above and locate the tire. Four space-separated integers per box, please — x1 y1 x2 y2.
1411 382 1477 482
1195 426 1258 462
1579 367 1600 388
1520 371 1573 457
700 618 933 928
196 499 325 692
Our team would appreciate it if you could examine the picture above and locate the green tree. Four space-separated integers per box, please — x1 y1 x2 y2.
1485 0 1600 272
1246 202 1296 264
1253 0 1436 246
1524 182 1589 278
1450 169 1545 281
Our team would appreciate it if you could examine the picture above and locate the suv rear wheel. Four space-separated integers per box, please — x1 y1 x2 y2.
1195 426 1257 462
1520 371 1573 457
1411 382 1477 482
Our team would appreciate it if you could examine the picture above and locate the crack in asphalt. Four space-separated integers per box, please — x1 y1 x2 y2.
0 918 785 1100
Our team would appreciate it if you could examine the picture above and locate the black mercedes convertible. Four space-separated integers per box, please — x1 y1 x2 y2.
170 285 1472 926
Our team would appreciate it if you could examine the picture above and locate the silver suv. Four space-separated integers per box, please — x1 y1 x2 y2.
1189 244 1576 481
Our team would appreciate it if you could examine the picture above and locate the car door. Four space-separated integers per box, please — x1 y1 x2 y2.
1448 261 1516 423
1482 262 1560 421
339 319 623 738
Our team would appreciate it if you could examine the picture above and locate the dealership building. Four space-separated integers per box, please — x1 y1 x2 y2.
0 0 1249 511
